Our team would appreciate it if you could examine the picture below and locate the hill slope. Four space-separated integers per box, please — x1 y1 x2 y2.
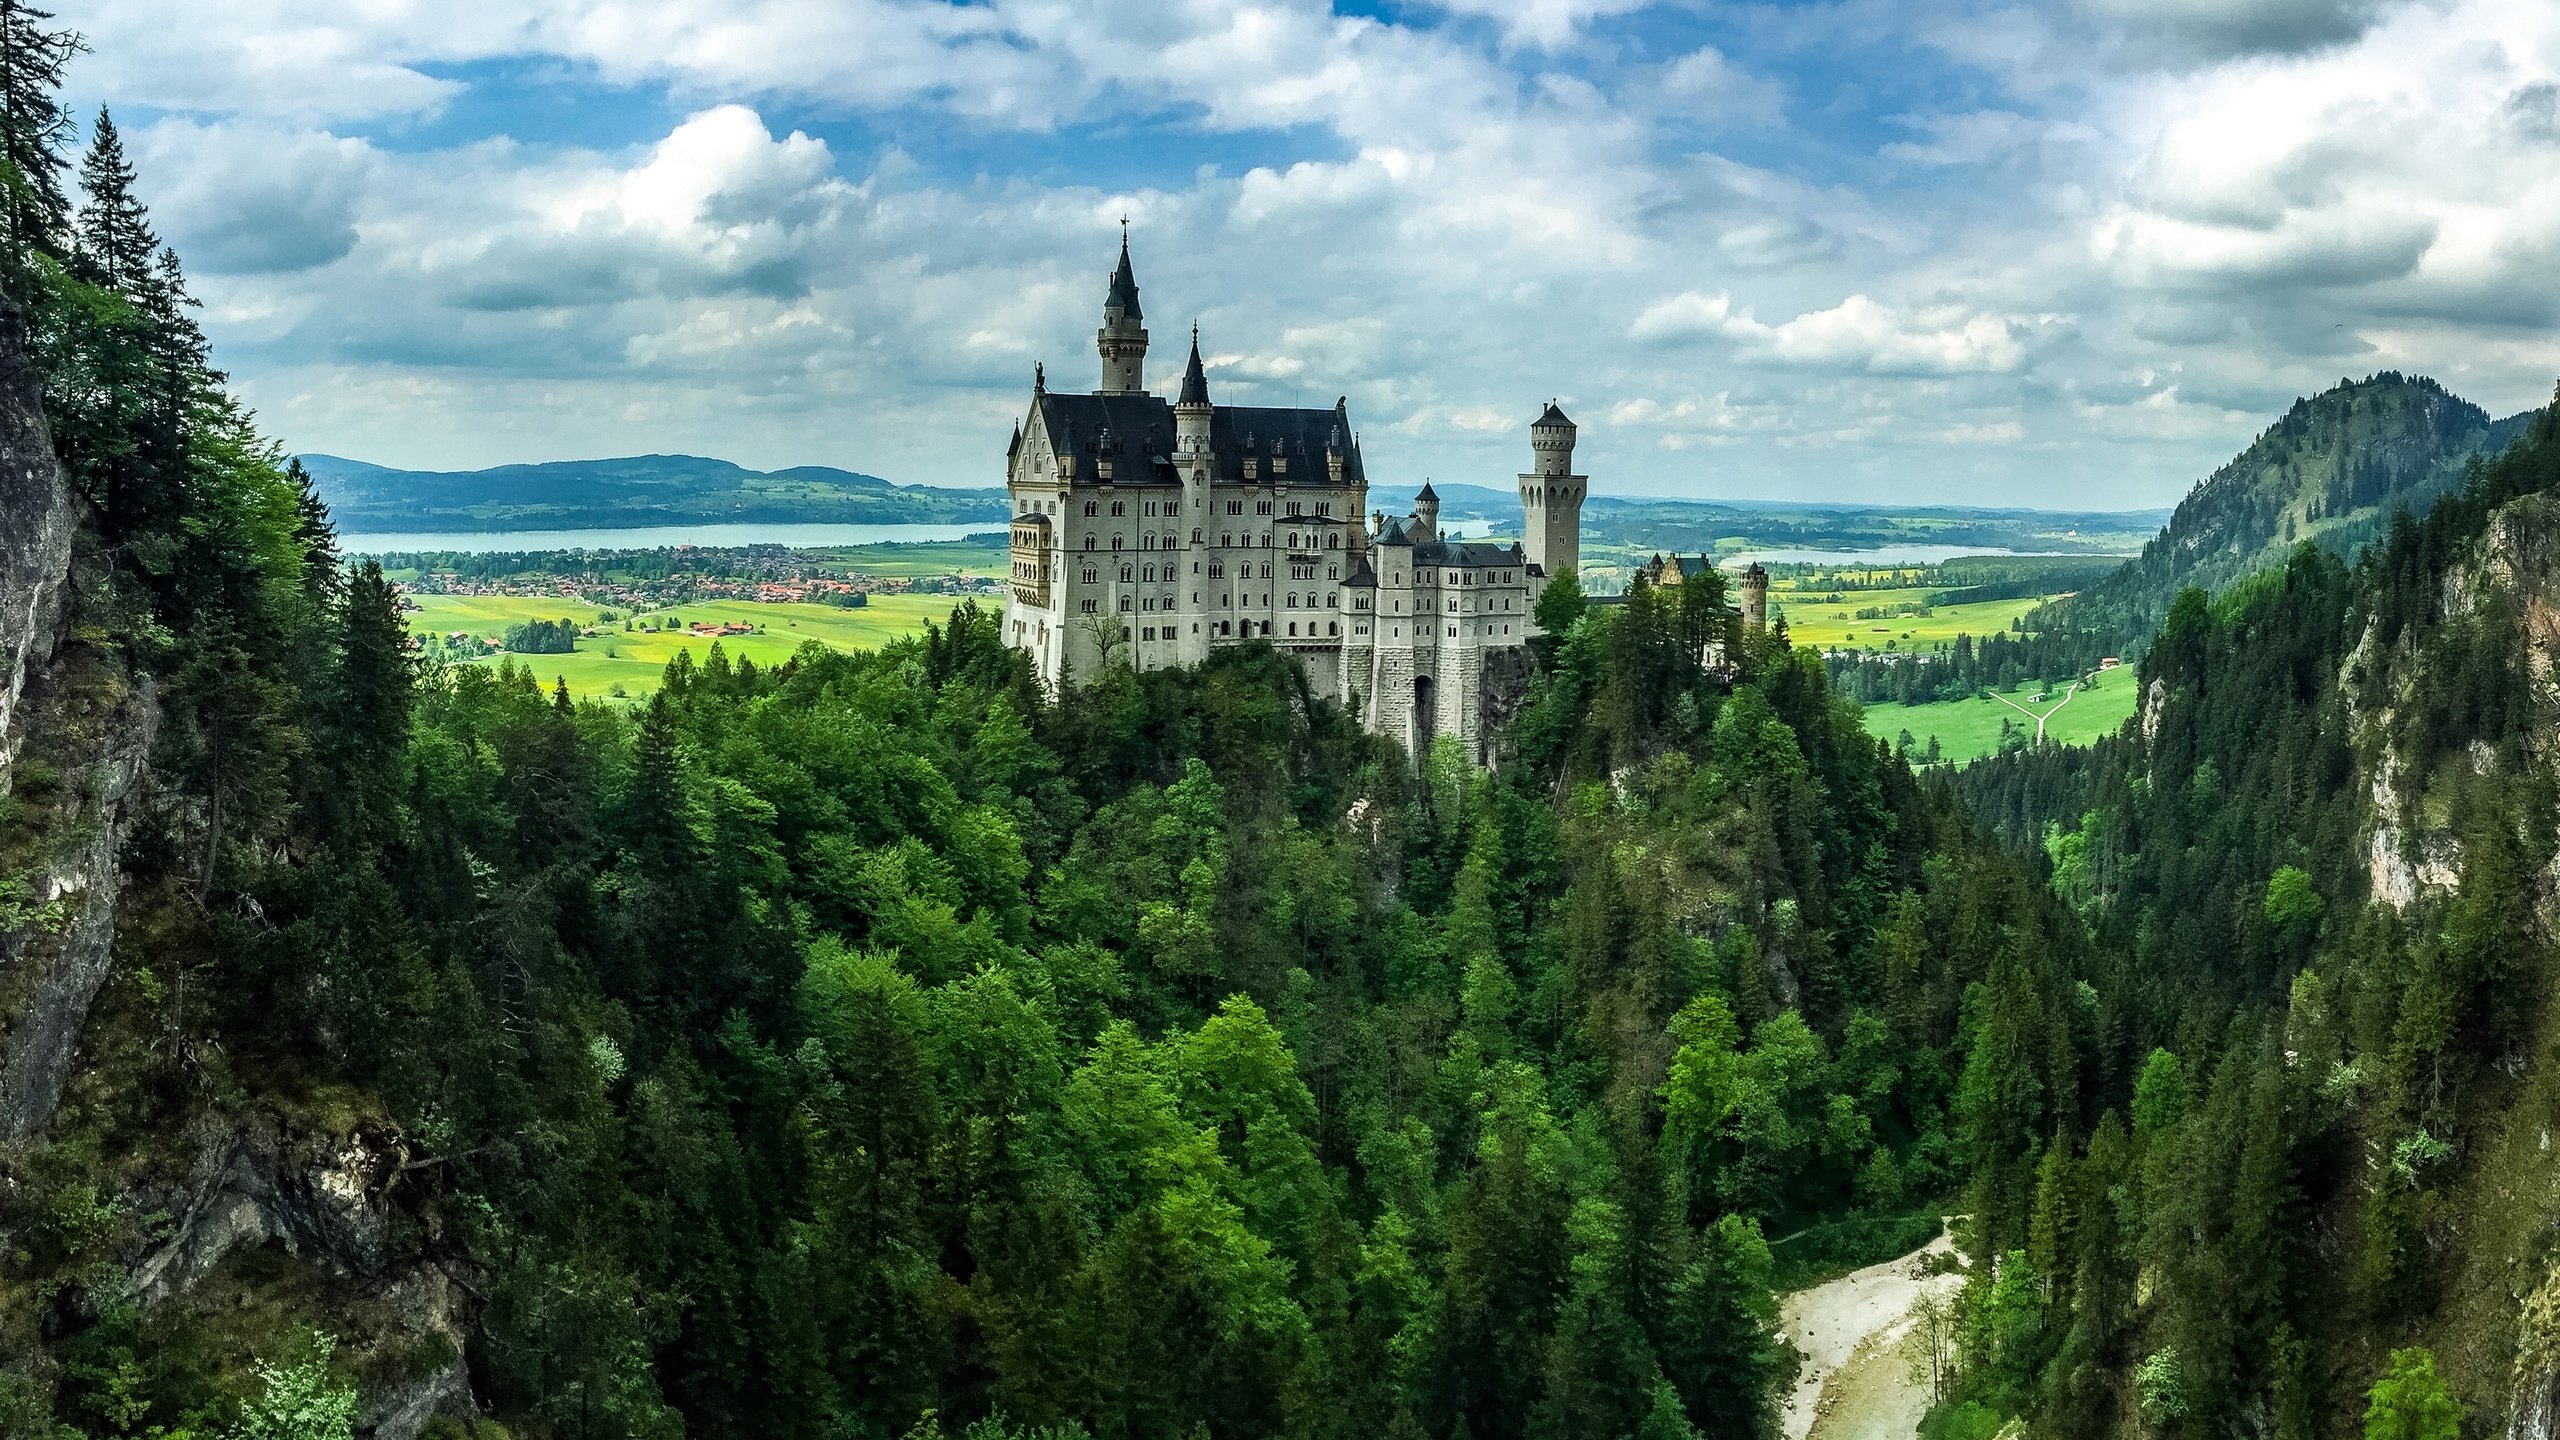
300 452 1012 532
2039 372 2532 645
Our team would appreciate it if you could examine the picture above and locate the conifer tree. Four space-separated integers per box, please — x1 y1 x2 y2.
0 0 76 281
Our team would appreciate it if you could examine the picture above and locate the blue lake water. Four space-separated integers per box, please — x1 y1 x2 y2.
340 522 1004 554
343 517 1497 555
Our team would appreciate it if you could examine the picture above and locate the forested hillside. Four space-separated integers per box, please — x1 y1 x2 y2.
2032 373 2530 655
1942 393 2560 1435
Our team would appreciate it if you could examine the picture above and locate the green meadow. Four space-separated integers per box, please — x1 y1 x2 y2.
409 593 974 699
1769 585 2048 651
1860 666 2144 765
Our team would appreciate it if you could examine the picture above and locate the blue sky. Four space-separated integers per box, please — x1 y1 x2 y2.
58 0 2560 506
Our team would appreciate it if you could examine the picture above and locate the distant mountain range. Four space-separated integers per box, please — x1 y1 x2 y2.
300 453 1012 533
2041 372 2538 644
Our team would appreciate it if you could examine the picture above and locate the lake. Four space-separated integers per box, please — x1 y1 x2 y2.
1719 544 2126 567
340 522 1005 554
341 516 1498 554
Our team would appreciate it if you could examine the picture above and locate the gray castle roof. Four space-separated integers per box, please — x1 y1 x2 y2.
1028 391 1367 488
1535 401 1574 428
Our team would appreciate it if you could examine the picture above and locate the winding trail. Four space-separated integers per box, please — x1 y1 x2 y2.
1776 1222 1969 1440
1987 680 2082 744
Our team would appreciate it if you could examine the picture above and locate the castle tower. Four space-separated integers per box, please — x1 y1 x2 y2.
1521 402 1583 578
1097 228 1148 394
1414 481 1440 537
1175 327 1213 666
1740 563 1769 631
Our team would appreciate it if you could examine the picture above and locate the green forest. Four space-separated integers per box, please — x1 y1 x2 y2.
7 8 2560 1440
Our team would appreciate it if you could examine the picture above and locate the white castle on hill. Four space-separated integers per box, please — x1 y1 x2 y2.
1001 234 1586 759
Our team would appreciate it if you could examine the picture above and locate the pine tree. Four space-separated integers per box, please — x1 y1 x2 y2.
0 0 77 280
71 107 153 294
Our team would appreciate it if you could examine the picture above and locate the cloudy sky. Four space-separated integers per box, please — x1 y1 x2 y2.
58 0 2560 506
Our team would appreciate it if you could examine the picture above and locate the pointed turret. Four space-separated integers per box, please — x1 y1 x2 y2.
1413 481 1440 536
1177 324 1210 407
1097 224 1150 393
1175 323 1213 467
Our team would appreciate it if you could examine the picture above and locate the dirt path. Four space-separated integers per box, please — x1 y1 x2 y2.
1987 680 2081 743
1776 1222 1968 1440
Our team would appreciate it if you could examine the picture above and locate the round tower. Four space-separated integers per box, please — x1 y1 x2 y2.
1097 227 1148 394
1740 562 1770 631
1520 401 1583 578
1413 481 1440 537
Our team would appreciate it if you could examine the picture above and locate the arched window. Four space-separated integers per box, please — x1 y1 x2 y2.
1262 531 1271 547
1110 501 1125 516
1326 593 1337 607
1084 536 1096 551
1286 593 1297 608
1142 564 1155 582
1328 621 1338 636
1192 528 1202 543
1083 500 1098 516
1118 595 1132 612
1111 534 1123 550
1119 564 1132 582
1219 532 1231 547
1259 563 1272 579
1288 622 1298 636
1328 533 1339 549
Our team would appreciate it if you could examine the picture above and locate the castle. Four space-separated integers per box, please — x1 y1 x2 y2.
1002 234 1586 759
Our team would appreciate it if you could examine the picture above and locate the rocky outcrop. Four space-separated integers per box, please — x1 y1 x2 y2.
121 1113 476 1440
0 297 156 1147
0 306 73 783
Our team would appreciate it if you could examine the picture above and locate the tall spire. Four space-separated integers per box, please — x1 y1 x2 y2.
1177 322 1209 407
1107 220 1142 320
1097 223 1149 393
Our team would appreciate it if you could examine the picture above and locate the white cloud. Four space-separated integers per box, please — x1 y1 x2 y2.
42 0 2560 510
1631 292 2053 376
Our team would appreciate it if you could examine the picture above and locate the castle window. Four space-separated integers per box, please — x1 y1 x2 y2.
1085 536 1096 550
1142 564 1155 582
1112 535 1123 550
1084 501 1098 516
1260 563 1271 579
1328 534 1339 549
1119 596 1132 611
1288 622 1298 636
1209 562 1224 578
1111 501 1125 516
1219 533 1231 547
1328 622 1338 636
1317 502 1331 516
1286 593 1297 608
1328 565 1339 580
1082 569 1097 583
1257 501 1274 516
1287 500 1302 516
1327 593 1337 607
1448 626 1457 638
1120 564 1132 582
1227 500 1244 515
1192 528 1202 543
1081 600 1097 614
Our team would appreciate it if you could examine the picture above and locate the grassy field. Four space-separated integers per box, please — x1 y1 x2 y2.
1770 585 2047 651
1861 668 2143 765
408 593 972 699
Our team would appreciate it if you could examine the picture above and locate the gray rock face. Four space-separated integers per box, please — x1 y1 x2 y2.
0 306 72 783
0 297 156 1147
121 1116 477 1440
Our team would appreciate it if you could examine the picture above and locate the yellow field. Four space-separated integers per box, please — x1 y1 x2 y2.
407 593 977 699
1770 586 2046 651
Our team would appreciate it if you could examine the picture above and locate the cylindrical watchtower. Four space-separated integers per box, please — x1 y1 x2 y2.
1740 563 1770 631
1520 402 1583 579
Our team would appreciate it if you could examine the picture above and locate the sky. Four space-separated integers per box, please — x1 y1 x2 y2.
55 0 2560 507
